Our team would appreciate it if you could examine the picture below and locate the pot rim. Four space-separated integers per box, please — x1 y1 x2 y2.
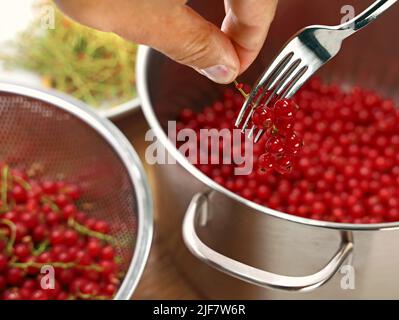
137 45 399 232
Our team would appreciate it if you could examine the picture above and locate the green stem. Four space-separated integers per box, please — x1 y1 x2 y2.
0 219 16 254
32 240 49 256
68 218 115 244
114 255 122 265
10 260 103 272
0 166 9 213
13 175 32 191
41 196 60 213
233 80 249 98
75 291 110 300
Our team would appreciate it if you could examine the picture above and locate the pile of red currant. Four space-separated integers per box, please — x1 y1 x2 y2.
0 164 121 300
236 82 303 174
177 77 399 223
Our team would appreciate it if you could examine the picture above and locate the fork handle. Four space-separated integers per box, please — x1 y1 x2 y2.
338 0 397 36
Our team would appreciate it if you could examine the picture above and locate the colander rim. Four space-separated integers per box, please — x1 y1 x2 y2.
0 81 153 299
137 45 399 232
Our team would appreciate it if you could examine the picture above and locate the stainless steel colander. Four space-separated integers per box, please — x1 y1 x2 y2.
0 82 152 300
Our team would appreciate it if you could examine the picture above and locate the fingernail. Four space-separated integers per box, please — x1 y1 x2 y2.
199 65 236 84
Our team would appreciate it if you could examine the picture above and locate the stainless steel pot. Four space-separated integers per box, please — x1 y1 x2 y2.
137 0 399 299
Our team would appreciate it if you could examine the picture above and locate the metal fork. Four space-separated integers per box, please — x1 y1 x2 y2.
235 0 397 143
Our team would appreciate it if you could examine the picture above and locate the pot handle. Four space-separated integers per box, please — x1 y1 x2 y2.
182 193 354 292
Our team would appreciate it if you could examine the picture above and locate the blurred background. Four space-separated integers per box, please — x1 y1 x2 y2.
0 0 139 119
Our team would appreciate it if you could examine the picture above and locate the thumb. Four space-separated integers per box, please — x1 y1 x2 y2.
55 0 239 83
137 5 240 84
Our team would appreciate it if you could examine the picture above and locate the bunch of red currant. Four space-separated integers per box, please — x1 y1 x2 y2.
235 82 303 174
0 164 121 300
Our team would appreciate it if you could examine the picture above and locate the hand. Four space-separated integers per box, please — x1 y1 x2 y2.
55 0 278 84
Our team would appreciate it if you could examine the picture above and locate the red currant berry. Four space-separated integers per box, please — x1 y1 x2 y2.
0 254 8 272
275 155 294 175
12 185 28 203
258 153 275 170
13 243 30 259
6 268 24 286
266 135 286 154
285 131 303 155
274 99 298 120
252 106 274 129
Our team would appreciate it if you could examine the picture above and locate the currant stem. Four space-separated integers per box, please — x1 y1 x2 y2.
32 240 49 256
114 255 122 265
10 260 103 272
13 175 32 191
68 218 115 244
41 196 60 213
0 232 7 241
233 80 249 98
0 218 16 255
75 291 110 300
0 166 9 213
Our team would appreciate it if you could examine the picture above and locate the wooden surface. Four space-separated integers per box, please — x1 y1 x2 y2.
115 111 203 300
132 228 204 300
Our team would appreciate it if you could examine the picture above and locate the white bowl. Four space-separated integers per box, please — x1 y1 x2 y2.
0 0 140 120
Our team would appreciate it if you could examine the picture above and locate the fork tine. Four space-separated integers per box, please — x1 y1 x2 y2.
239 108 256 133
234 93 253 127
252 65 308 143
242 59 303 142
254 129 264 143
239 58 300 132
271 59 302 96
247 125 256 138
283 67 312 99
235 52 294 128
252 63 307 142
238 101 260 133
259 52 295 85
278 65 309 98
263 58 301 99
250 52 295 105
239 58 302 136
